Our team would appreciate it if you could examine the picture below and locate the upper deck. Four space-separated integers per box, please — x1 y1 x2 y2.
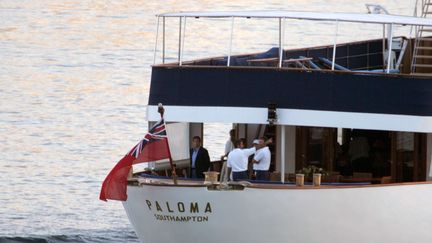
147 10 432 133
159 38 406 72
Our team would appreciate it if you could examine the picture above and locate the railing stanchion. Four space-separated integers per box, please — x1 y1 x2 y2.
162 17 165 63
279 18 286 68
227 17 235 67
180 17 187 66
178 17 182 63
331 20 339 71
387 23 394 73
153 17 160 65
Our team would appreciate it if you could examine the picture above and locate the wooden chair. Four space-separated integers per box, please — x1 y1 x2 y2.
282 57 313 69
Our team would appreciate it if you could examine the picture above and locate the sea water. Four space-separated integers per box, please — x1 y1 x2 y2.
0 0 419 241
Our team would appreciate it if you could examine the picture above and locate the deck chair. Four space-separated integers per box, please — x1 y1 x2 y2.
318 57 350 71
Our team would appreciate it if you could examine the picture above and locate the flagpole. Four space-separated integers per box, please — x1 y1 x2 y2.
158 103 178 185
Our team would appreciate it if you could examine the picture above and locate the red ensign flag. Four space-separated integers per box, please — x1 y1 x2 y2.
100 119 171 201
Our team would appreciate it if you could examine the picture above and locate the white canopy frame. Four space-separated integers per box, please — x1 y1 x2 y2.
157 10 432 26
155 10 432 70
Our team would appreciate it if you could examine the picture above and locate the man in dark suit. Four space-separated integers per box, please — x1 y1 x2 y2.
190 136 210 179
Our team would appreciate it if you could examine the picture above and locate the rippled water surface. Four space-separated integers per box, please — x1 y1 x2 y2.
0 0 419 241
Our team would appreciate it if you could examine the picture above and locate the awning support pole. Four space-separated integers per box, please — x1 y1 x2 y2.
153 17 160 65
281 125 285 183
227 17 235 67
331 20 339 71
279 18 286 68
162 17 165 64
178 17 182 63
180 17 187 66
279 18 282 56
386 23 394 73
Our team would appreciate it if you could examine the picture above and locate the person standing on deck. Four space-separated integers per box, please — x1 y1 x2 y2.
227 138 255 181
190 136 210 179
221 129 236 160
227 138 272 181
220 129 236 182
252 138 271 181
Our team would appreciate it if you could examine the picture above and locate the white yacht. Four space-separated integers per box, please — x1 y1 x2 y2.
104 3 432 243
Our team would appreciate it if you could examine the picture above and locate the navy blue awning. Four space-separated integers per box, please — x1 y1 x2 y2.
147 66 432 132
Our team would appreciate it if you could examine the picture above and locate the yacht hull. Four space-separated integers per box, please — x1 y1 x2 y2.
123 182 432 243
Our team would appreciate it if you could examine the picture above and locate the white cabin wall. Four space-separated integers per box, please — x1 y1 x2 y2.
427 133 432 181
276 125 296 174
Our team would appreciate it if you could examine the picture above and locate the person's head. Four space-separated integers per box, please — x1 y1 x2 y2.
229 129 236 143
192 136 201 149
259 137 266 147
229 129 236 138
252 139 261 149
239 138 247 148
253 137 265 149
234 138 247 149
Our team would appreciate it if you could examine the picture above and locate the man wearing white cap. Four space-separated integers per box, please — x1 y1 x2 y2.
227 138 272 181
252 137 271 181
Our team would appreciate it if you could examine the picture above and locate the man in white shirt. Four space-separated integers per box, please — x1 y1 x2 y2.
227 138 256 181
252 138 271 181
